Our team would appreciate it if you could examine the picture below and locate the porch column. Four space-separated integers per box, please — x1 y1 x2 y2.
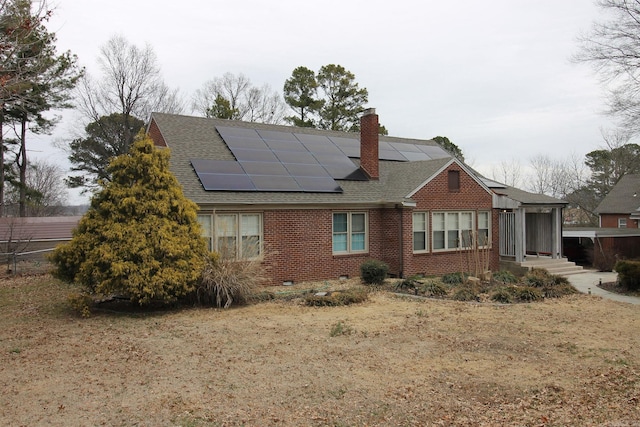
552 207 563 259
515 208 526 262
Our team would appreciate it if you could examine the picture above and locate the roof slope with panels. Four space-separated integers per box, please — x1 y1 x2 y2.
148 113 458 207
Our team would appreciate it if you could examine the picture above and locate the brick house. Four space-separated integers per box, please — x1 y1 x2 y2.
595 173 640 229
147 110 567 284
563 173 640 269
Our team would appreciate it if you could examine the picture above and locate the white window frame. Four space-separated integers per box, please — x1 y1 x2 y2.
619 217 627 228
332 212 368 254
413 212 428 253
432 211 476 251
197 213 263 259
477 211 491 248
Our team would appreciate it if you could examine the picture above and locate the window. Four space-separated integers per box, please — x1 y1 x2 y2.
619 218 627 228
448 170 460 192
333 212 367 254
413 212 428 252
432 211 479 251
478 211 490 247
197 213 262 258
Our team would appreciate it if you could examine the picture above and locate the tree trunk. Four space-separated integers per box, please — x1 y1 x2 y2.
19 117 27 217
0 111 4 217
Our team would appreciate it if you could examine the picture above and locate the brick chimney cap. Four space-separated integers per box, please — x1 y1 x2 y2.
362 108 376 116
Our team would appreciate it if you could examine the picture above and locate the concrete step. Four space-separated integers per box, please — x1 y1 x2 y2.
519 257 585 276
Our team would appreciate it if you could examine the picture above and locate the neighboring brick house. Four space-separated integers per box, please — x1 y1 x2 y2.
147 110 566 285
595 174 640 229
563 173 640 269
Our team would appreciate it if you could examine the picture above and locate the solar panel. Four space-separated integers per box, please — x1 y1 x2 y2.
294 176 343 192
256 129 299 141
239 161 289 176
379 150 408 161
220 136 269 150
197 173 256 191
250 175 302 191
418 145 451 159
216 126 260 138
400 151 431 161
232 148 280 163
337 145 360 157
190 159 245 174
294 133 330 144
283 163 332 177
329 136 359 148
208 124 455 194
324 163 368 180
390 142 422 152
274 150 318 165
263 139 308 152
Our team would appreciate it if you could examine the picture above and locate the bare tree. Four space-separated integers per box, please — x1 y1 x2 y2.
192 72 286 124
5 158 68 216
490 158 523 188
574 0 640 133
527 154 573 199
245 84 286 124
75 35 184 152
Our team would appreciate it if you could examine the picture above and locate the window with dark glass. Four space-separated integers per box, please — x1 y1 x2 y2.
448 170 460 192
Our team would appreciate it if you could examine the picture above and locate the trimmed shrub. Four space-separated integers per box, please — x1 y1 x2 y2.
614 260 640 291
515 286 544 302
493 270 518 284
360 259 389 285
395 276 422 295
453 286 479 302
304 287 369 307
421 280 448 297
491 287 515 303
442 272 466 285
523 269 551 287
543 284 578 298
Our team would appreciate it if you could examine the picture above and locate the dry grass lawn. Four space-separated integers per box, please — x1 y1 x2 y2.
0 275 639 426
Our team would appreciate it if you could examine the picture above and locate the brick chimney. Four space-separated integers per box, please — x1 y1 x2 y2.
360 108 379 180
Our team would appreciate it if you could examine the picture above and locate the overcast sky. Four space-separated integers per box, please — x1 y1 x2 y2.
38 0 611 203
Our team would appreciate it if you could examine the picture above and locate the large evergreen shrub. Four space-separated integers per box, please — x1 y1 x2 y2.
50 134 208 305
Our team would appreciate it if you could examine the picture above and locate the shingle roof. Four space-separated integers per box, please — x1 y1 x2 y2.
150 113 457 207
492 185 567 206
595 174 640 214
149 113 565 208
0 216 81 242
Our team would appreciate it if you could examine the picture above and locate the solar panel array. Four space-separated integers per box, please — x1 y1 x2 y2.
190 126 451 192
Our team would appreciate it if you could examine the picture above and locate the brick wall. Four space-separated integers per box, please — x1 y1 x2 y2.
600 214 639 228
403 163 499 277
148 119 167 147
257 164 500 284
263 209 381 284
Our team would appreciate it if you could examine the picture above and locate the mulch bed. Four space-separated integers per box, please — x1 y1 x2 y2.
598 280 640 297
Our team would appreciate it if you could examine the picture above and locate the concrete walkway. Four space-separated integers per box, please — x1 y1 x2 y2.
567 271 640 305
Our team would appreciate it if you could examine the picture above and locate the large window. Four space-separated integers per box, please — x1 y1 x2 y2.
197 213 262 259
413 212 428 252
333 212 367 254
432 211 478 251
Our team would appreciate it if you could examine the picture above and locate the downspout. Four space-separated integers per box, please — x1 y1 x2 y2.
398 204 404 279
